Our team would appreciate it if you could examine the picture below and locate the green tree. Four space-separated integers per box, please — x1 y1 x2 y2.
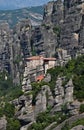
7 118 21 130
79 104 84 113
4 103 15 118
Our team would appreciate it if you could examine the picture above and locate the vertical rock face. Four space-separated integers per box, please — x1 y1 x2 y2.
31 26 44 56
0 22 14 76
41 25 57 57
64 79 74 103
57 49 71 66
51 0 64 26
43 1 54 24
52 77 74 113
13 94 34 123
0 21 21 84
0 19 32 84
32 0 63 57
42 0 63 57
35 85 54 117
60 0 84 56
13 19 32 84
43 0 63 25
15 19 32 58
31 0 84 58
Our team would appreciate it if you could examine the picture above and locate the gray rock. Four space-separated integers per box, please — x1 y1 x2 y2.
60 0 84 57
20 122 34 130
35 85 54 117
54 77 64 106
64 79 74 103
0 117 7 130
67 101 81 115
71 125 84 130
22 79 32 92
43 73 51 82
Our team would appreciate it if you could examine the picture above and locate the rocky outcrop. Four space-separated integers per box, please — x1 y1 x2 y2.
57 49 71 66
31 25 57 57
53 113 84 130
54 77 64 110
35 85 54 117
43 0 63 26
64 79 74 103
32 0 84 57
1 0 84 84
41 0 63 57
0 0 84 129
30 0 84 58
0 22 13 75
60 0 84 56
0 19 32 84
43 73 51 83
13 79 34 124
67 101 81 115
71 125 84 130
31 0 63 57
13 94 34 124
20 122 34 130
0 117 7 130
51 77 77 114
15 19 32 58
0 22 21 84
13 84 54 124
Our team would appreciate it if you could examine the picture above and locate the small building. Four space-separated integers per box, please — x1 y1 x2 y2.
24 56 56 82
44 58 56 74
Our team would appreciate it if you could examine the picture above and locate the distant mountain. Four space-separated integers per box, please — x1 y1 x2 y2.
0 0 52 10
0 6 44 28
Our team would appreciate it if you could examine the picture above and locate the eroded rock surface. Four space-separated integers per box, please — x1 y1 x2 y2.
0 117 7 130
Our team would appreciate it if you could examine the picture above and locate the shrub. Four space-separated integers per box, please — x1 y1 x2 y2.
47 55 84 100
71 118 84 128
53 26 61 36
0 108 4 117
7 118 21 130
47 66 63 96
4 103 15 118
61 122 70 130
31 81 48 105
79 104 84 113
42 24 50 30
0 103 15 118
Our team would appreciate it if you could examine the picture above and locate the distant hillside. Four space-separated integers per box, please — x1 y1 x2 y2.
0 6 44 27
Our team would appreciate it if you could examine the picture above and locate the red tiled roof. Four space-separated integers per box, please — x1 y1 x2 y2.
26 56 56 61
36 75 44 81
44 58 56 61
26 56 44 60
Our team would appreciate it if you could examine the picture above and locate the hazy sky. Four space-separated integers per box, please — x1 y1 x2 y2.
0 0 53 10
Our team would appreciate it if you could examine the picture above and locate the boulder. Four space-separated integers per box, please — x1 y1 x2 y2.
71 125 84 130
0 117 7 130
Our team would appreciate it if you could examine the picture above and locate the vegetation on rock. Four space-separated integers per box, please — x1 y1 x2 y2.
0 71 22 129
31 81 48 105
47 55 84 100
79 104 84 113
28 110 69 130
61 118 84 130
53 26 61 36
0 71 23 101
